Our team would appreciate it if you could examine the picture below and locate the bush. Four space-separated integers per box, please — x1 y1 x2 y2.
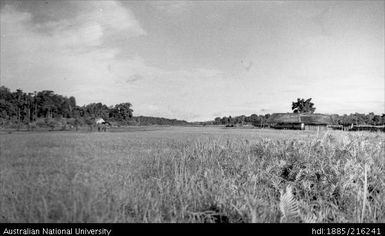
45 118 60 131
28 122 37 131
36 118 47 128
126 120 138 126
0 118 8 128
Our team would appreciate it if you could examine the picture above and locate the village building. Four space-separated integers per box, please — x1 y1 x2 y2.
95 118 105 124
350 124 385 132
94 118 112 132
267 113 332 131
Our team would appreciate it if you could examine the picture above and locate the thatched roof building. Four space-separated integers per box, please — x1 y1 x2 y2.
267 113 332 124
267 113 332 130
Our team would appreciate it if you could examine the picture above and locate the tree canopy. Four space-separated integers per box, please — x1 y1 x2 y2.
292 98 316 114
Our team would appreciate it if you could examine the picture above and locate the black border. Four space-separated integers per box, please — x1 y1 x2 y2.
0 223 384 236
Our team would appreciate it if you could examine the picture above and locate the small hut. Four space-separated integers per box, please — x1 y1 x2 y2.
95 118 111 132
267 113 332 131
350 124 385 132
95 118 105 124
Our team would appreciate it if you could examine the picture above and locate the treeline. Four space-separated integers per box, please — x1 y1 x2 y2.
199 114 272 127
330 113 385 126
131 116 189 126
2 86 384 130
0 86 188 129
200 113 385 127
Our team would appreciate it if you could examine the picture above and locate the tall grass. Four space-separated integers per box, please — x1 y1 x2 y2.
0 127 384 223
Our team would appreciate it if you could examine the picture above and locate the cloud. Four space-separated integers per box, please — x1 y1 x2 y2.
0 2 146 102
77 1 146 35
35 1 146 42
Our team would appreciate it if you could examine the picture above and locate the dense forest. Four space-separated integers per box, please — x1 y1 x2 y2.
0 86 189 129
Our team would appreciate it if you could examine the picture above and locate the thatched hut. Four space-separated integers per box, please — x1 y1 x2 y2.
350 124 385 132
95 118 105 124
267 113 332 131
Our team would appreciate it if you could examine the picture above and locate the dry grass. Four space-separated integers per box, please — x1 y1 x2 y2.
0 127 384 223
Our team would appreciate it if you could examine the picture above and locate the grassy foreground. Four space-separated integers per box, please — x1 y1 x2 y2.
0 127 384 223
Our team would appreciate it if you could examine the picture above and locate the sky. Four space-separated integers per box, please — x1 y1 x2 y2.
0 0 384 121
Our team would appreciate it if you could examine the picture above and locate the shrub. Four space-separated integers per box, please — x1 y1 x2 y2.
28 122 37 131
45 118 60 131
36 118 47 128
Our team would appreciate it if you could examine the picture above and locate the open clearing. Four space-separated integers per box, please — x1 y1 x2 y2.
0 127 384 223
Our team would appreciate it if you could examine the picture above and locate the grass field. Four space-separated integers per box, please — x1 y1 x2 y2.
0 127 384 223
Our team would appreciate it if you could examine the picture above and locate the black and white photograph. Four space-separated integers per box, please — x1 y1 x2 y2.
0 0 384 227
